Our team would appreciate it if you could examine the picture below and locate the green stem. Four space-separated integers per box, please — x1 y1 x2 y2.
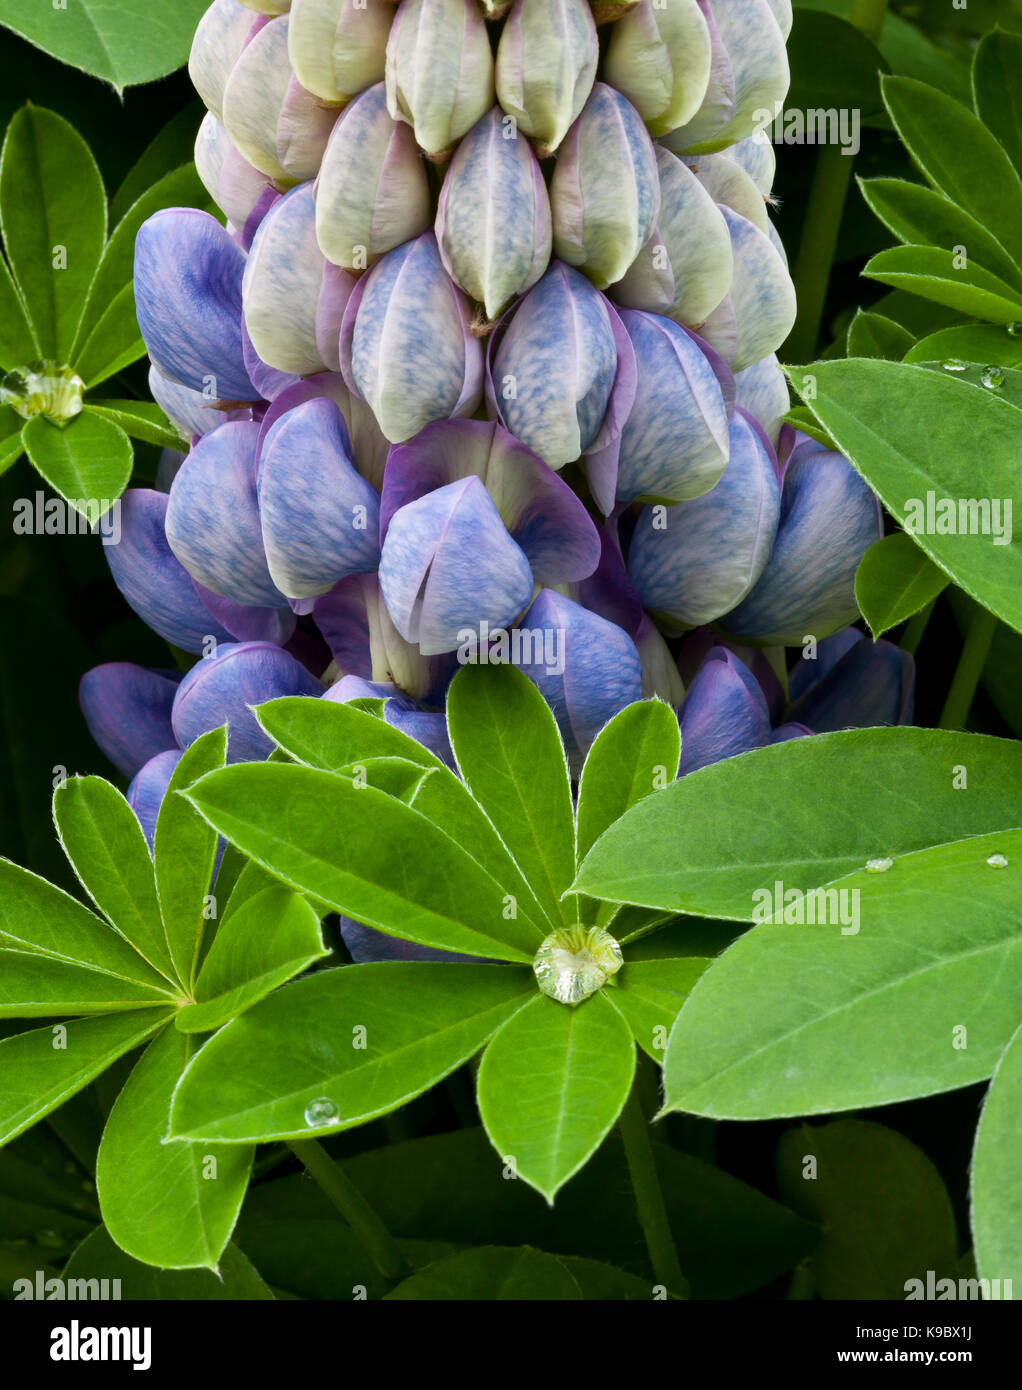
939 606 998 730
618 1086 688 1296
786 0 890 363
899 597 936 656
288 1138 410 1282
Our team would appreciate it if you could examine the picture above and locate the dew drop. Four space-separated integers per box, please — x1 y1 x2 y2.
533 925 623 1005
303 1097 339 1128
986 854 1008 869
0 361 85 425
941 359 968 372
865 857 893 873
981 365 1005 390
1007 322 1022 337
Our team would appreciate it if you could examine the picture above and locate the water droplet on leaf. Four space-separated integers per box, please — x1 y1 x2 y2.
303 1097 340 1127
986 854 1008 869
941 359 968 372
865 857 893 873
533 925 623 1004
1007 322 1022 337
0 361 85 425
981 365 1005 390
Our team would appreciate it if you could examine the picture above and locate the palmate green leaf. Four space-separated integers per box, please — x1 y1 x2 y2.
169 964 534 1144
788 360 1022 634
185 762 544 962
972 1021 1022 1296
662 828 1022 1120
576 699 680 864
781 405 838 451
53 775 175 983
85 401 186 451
0 423 24 476
881 74 1022 270
611 958 710 1062
0 1010 171 1147
845 310 915 361
176 886 326 1035
0 107 106 361
258 699 550 930
72 284 145 388
476 992 636 1202
858 177 1022 292
385 1245 582 1300
862 245 1022 324
855 531 949 638
153 727 226 990
904 324 1022 368
22 412 132 517
0 251 37 370
0 858 169 990
64 1229 273 1301
447 664 576 930
0 0 211 92
972 29 1022 178
573 728 1022 917
71 163 209 363
96 1028 253 1271
777 1119 958 1300
0 950 176 1018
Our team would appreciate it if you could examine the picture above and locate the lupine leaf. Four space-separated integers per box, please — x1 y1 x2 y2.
845 309 916 361
855 531 949 638
384 1245 582 1300
611 958 710 1062
574 728 1022 916
476 991 636 1202
788 360 1022 634
0 950 175 1018
662 829 1022 1118
0 858 169 989
63 1229 273 1299
153 727 227 990
881 74 1022 269
53 775 175 982
84 401 185 451
0 1010 171 1146
447 665 576 930
22 412 132 517
576 699 680 865
904 325 1022 367
0 1 212 92
72 284 144 387
169 964 535 1144
96 1028 254 1270
176 886 327 1035
972 1020 1022 1296
0 106 106 360
185 762 544 962
777 1119 958 1299
862 245 1022 324
972 29 1022 178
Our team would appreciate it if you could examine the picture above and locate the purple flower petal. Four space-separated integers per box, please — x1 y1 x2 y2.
127 749 184 848
79 665 182 779
172 641 324 761
134 209 256 404
787 637 915 731
678 646 770 774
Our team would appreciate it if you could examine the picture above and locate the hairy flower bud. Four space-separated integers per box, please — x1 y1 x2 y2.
340 232 484 442
288 0 391 104
495 0 598 156
550 82 660 289
386 0 494 157
436 107 552 320
603 0 711 137
315 83 432 271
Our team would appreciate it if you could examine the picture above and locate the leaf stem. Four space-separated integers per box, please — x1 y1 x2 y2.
617 1086 688 1296
899 597 936 656
939 605 999 730
287 1138 410 1282
786 0 890 362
